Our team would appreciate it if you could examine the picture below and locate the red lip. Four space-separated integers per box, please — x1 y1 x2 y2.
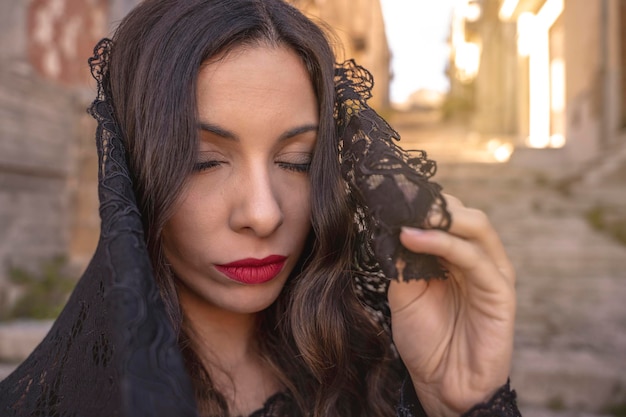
215 255 287 284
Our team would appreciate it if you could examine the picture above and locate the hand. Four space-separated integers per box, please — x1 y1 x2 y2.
388 194 516 416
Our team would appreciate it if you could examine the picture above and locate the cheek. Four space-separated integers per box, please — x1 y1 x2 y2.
282 181 312 233
163 192 221 251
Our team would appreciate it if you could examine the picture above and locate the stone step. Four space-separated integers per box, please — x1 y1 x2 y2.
519 406 612 417
0 320 53 363
0 323 623 415
0 363 16 381
512 349 626 414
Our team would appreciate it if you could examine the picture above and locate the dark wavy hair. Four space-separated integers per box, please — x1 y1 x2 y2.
109 0 399 415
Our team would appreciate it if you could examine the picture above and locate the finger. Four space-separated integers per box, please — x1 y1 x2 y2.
432 194 515 284
399 227 513 293
442 192 464 208
444 207 515 283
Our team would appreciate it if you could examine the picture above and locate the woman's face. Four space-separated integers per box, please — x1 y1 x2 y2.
162 45 317 315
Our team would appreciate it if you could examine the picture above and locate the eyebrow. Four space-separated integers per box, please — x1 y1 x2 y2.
198 122 318 142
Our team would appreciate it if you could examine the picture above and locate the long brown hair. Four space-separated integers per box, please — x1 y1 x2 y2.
109 0 399 415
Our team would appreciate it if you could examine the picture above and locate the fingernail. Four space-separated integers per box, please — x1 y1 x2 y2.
401 226 425 235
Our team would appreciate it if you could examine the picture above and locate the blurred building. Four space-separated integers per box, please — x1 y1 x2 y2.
291 0 391 111
448 0 625 165
0 0 391 303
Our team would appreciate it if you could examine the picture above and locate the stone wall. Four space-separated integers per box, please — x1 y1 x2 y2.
0 64 73 301
450 0 625 169
291 0 391 111
471 0 519 137
0 0 108 305
563 0 624 163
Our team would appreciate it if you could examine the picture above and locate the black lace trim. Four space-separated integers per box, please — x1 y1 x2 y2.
249 381 522 417
336 60 451 280
461 381 521 417
246 392 298 417
334 60 451 331
397 376 521 417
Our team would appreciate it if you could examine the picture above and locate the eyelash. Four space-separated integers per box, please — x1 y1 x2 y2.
193 160 223 172
278 162 311 173
192 161 311 173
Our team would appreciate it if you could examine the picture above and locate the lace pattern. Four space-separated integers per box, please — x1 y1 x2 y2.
0 38 198 417
246 392 300 417
251 381 522 417
460 381 522 417
397 376 521 417
334 60 451 327
88 38 198 417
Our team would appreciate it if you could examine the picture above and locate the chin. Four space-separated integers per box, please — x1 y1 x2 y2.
213 282 285 315
219 297 279 315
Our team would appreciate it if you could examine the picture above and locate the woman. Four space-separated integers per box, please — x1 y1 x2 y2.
0 0 519 416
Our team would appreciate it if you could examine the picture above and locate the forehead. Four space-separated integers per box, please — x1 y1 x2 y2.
197 44 313 101
195 44 318 126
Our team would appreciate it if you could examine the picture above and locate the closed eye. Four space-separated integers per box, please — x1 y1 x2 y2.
276 150 312 173
193 160 224 172
278 162 310 173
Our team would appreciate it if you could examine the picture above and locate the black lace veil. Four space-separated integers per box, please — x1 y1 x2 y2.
334 60 450 320
0 39 198 417
0 39 450 416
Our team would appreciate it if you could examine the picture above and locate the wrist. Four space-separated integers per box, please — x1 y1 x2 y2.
413 378 506 417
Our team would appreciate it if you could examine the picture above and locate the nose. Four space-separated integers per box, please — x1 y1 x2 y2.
229 165 284 237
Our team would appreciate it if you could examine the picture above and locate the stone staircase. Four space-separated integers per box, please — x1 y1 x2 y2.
2 128 625 416
436 160 626 416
